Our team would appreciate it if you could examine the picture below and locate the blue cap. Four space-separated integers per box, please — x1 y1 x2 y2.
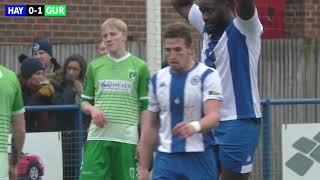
32 39 53 57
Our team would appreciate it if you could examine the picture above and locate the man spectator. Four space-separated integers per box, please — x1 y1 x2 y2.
32 39 61 76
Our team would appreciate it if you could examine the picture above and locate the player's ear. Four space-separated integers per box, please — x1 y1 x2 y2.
122 32 128 41
188 42 195 55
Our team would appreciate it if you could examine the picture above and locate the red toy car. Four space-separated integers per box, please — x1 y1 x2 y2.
16 152 45 180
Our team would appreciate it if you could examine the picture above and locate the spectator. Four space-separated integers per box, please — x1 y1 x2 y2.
18 57 55 132
51 54 87 130
32 39 61 77
49 55 87 180
98 41 108 56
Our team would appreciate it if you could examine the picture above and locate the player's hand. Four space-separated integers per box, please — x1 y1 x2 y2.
90 106 106 128
9 165 17 180
172 122 196 139
138 169 150 180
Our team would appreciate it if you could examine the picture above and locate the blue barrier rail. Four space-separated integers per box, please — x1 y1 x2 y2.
25 104 83 179
261 98 320 180
25 104 83 131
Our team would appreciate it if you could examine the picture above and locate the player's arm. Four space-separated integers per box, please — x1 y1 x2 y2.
200 70 223 132
199 99 221 132
171 0 194 20
10 114 25 166
81 100 105 128
138 62 150 114
138 110 160 178
10 75 26 168
138 73 160 179
80 63 105 128
236 0 255 20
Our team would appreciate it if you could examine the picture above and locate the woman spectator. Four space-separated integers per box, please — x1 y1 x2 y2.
50 54 87 130
18 57 55 132
49 55 87 180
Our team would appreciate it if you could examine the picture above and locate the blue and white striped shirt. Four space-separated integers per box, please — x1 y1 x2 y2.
188 4 263 121
148 63 223 153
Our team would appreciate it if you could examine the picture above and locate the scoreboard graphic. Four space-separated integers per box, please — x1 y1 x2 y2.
5 4 66 16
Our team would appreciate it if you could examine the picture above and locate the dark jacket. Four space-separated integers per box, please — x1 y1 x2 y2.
18 74 53 132
50 72 78 131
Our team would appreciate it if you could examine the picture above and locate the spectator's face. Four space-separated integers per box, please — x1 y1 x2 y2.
101 25 127 55
66 61 81 79
198 0 228 34
32 50 53 73
29 70 44 86
99 41 108 56
164 38 194 73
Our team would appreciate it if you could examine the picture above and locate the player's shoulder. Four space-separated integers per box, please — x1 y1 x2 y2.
128 54 148 67
157 66 171 76
0 65 17 79
88 55 107 68
150 66 170 82
196 62 217 74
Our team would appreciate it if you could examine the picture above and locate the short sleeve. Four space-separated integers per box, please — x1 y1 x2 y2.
234 8 263 37
147 73 160 112
202 70 223 102
138 62 150 112
188 4 205 33
12 76 25 115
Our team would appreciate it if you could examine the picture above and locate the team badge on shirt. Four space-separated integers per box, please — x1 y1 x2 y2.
128 69 136 79
190 75 200 85
0 70 3 78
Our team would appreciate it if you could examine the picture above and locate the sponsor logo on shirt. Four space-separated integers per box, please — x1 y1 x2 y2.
99 80 132 92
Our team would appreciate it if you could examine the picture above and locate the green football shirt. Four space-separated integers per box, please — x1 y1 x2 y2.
0 65 25 153
81 53 150 145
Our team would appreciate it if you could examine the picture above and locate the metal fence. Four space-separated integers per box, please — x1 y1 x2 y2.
260 98 320 180
25 105 83 180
